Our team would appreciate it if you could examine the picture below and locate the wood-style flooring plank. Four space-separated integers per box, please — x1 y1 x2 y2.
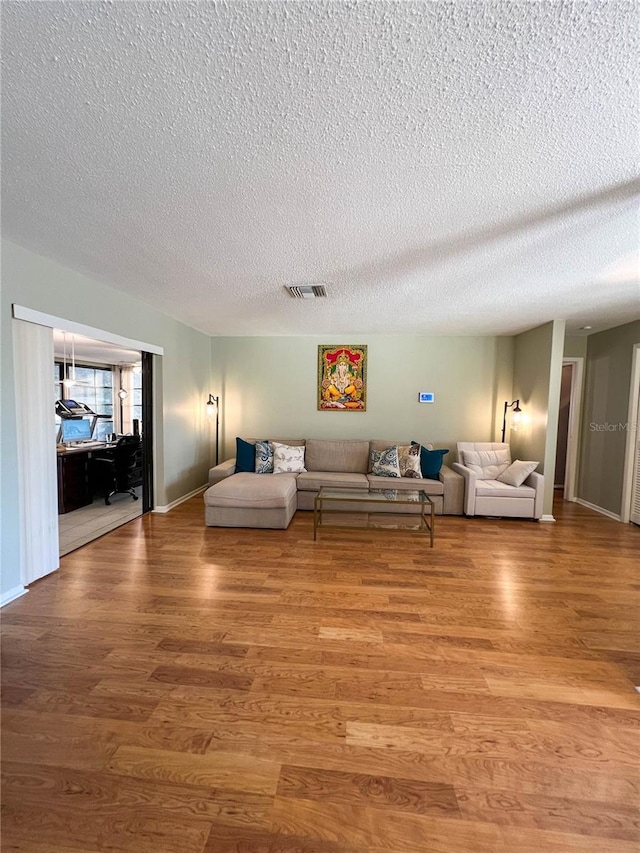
2 496 639 852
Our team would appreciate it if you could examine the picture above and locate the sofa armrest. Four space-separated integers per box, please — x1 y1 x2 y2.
452 462 477 515
525 471 544 519
439 465 464 515
208 458 237 486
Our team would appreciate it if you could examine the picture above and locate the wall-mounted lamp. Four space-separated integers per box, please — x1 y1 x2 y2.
206 395 220 465
501 399 522 443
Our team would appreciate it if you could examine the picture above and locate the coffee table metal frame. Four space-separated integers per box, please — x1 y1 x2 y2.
313 487 434 547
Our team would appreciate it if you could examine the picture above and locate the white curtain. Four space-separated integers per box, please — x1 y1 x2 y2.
119 364 134 433
13 319 59 584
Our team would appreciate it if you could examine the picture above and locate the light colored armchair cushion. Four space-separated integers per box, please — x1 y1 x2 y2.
461 449 510 480
497 460 539 487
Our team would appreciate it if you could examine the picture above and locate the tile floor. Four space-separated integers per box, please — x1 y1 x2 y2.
58 488 142 556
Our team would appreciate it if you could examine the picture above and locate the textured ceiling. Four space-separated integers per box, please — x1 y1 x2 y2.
2 1 639 336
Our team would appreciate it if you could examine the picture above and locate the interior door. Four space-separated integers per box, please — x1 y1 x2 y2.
631 390 640 526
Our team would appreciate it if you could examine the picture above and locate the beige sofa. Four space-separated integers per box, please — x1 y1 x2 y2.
204 438 464 529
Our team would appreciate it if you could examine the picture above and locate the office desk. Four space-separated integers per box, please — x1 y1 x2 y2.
56 443 117 514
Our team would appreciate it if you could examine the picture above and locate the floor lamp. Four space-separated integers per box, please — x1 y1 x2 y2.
501 399 521 442
206 395 220 465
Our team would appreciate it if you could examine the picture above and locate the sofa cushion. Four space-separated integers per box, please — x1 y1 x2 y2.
398 444 422 478
370 445 401 477
475 479 536 499
411 442 449 479
271 441 307 473
235 437 255 473
296 471 369 491
254 440 274 474
462 449 510 480
367 475 444 495
496 459 539 487
305 439 370 473
204 472 297 508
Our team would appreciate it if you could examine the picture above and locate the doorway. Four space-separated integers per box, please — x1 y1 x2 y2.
54 331 151 555
555 358 584 502
621 343 640 525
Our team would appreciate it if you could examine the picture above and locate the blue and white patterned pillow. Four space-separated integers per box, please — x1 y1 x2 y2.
254 440 274 474
369 445 401 477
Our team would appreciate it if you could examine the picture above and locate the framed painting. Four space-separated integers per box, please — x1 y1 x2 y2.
317 345 367 411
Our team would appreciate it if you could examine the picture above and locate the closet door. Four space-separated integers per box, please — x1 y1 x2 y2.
14 319 59 583
631 392 640 526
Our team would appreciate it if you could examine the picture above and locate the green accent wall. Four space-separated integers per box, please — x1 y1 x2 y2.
578 320 640 515
511 320 566 517
211 335 514 462
1 240 213 599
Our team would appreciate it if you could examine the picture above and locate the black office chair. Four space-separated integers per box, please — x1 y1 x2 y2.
91 436 143 505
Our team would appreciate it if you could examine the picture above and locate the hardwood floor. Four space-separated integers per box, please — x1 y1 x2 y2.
2 497 639 852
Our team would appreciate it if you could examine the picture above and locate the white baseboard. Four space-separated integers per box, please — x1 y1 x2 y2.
153 485 207 514
575 498 621 522
539 514 556 523
1 585 28 608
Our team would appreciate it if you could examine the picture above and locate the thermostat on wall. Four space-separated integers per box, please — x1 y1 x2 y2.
419 392 435 403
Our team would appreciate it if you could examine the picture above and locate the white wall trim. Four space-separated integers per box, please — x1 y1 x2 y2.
1 585 28 608
576 498 622 522
620 343 640 524
562 357 584 502
539 514 556 523
153 485 207 514
12 305 164 356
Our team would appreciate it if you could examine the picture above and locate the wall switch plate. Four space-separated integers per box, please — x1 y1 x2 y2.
419 392 435 403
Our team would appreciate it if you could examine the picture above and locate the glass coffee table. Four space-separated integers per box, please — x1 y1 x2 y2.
313 487 434 547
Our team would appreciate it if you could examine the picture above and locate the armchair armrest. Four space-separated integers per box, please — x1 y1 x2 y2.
208 458 237 486
525 470 544 519
439 464 464 515
452 462 477 516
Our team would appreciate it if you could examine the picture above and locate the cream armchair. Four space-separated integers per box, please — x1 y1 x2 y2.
452 442 543 519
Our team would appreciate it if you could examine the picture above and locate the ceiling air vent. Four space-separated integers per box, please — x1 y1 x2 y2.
285 284 327 299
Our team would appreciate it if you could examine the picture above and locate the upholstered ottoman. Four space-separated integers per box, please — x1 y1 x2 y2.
204 472 298 529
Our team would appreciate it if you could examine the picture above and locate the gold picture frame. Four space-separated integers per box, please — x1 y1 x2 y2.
317 345 367 411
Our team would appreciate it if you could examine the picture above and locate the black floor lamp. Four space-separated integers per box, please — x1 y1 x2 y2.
206 394 220 464
501 399 522 442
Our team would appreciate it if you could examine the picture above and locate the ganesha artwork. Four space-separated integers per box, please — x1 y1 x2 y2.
318 345 367 411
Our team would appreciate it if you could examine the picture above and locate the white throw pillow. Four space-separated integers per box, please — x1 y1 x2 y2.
369 445 401 477
496 460 539 487
397 444 422 479
462 449 511 480
271 441 307 474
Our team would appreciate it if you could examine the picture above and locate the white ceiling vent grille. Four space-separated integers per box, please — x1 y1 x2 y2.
285 284 327 299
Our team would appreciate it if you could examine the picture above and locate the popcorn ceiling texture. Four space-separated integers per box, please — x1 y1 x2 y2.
2 1 639 336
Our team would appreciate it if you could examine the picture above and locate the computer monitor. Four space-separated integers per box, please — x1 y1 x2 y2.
61 418 92 443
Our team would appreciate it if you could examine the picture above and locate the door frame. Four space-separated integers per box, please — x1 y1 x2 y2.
12 305 163 581
562 357 584 502
621 343 640 523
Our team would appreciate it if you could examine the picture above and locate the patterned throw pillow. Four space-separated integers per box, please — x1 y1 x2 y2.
398 444 422 479
271 442 307 474
369 445 401 477
254 440 274 474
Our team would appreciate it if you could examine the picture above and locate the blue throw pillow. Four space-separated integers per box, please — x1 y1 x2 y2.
235 437 255 473
411 441 449 479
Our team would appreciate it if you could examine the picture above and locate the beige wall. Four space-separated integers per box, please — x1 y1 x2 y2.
212 335 512 462
578 320 640 515
564 335 588 359
1 240 213 599
511 320 566 517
